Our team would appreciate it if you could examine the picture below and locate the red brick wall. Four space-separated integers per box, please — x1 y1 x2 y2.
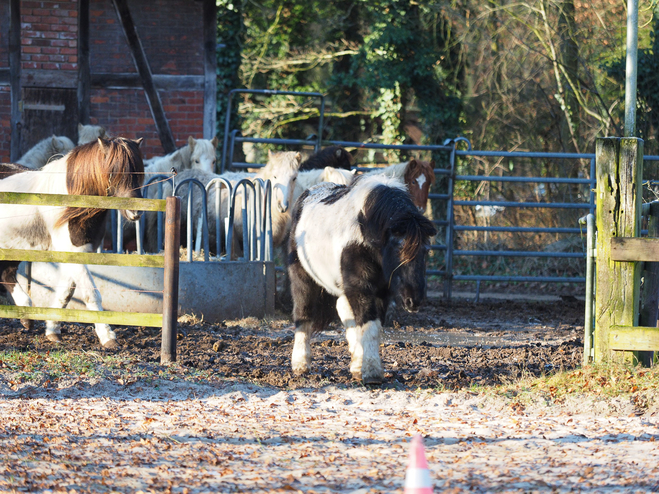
89 88 204 160
88 0 205 158
21 0 78 71
90 0 203 76
0 2 9 69
0 0 207 162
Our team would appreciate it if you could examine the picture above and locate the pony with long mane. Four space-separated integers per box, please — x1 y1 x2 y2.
368 159 436 212
0 137 145 348
288 174 437 383
144 136 219 175
16 135 76 169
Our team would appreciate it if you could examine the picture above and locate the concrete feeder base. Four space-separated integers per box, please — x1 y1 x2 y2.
17 261 276 323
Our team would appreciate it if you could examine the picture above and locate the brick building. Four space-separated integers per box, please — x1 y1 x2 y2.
0 0 217 162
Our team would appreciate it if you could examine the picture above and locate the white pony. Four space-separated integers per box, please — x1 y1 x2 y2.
143 150 301 256
0 137 145 348
293 166 356 205
78 123 108 145
144 136 220 176
16 135 76 169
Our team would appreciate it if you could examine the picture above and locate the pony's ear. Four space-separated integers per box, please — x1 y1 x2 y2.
78 123 83 132
97 137 107 156
211 136 219 148
134 137 144 148
428 160 436 184
294 152 302 164
268 149 274 160
187 135 195 149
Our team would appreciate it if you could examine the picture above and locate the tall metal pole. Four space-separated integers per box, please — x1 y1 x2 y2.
624 0 639 137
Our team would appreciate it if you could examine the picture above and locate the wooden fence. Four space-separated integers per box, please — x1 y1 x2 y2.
0 192 181 362
594 137 659 364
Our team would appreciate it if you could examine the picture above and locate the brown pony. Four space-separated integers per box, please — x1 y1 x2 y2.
0 137 145 348
367 159 436 212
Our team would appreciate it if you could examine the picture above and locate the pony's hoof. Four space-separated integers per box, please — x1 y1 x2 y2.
20 318 33 330
354 371 383 385
46 334 62 343
103 339 120 350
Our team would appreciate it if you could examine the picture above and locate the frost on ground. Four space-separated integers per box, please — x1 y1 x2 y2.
1 297 658 492
1 379 659 493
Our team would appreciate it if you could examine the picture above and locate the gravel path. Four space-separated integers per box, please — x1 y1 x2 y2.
2 380 659 493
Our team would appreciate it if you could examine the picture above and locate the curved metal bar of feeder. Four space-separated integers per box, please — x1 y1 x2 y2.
229 179 257 261
174 178 210 262
254 178 273 261
116 213 124 254
143 174 175 252
246 179 260 260
252 178 273 261
206 178 233 260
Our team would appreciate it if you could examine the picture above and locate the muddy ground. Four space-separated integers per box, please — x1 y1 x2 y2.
0 295 584 390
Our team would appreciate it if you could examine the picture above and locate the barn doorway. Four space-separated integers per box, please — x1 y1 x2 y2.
19 87 78 156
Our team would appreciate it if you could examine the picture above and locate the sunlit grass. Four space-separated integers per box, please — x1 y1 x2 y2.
0 349 224 388
484 362 659 403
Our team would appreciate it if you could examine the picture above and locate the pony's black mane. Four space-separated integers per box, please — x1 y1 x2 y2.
300 146 352 171
360 184 437 263
0 163 30 179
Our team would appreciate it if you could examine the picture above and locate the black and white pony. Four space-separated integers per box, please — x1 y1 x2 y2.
0 137 145 348
288 174 437 383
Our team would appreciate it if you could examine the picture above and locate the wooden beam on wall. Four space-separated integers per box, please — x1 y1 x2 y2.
111 0 177 153
77 0 91 125
9 0 21 162
91 73 204 91
19 70 203 91
203 0 217 140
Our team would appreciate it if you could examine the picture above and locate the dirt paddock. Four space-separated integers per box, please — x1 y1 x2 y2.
1 295 659 492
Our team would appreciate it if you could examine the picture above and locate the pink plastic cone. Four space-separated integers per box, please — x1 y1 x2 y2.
404 434 432 493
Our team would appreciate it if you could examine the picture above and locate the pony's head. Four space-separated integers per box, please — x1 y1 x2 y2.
262 150 301 213
78 123 107 145
188 136 219 173
404 159 435 212
58 136 145 227
361 183 437 312
321 166 356 185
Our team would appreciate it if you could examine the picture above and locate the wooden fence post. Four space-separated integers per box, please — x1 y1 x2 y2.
161 196 181 363
594 137 643 363
638 201 659 366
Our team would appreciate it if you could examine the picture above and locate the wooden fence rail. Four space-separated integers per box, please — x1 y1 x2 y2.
0 192 181 362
